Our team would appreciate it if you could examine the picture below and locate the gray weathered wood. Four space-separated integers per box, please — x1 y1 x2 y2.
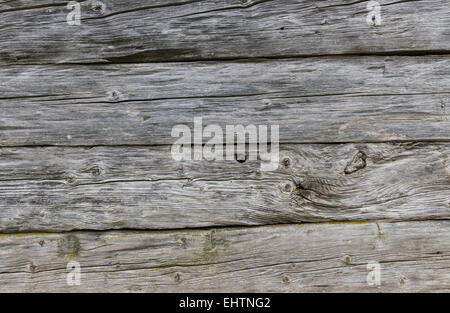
0 221 448 292
1 142 448 232
1 56 449 146
1 0 449 293
1 0 449 64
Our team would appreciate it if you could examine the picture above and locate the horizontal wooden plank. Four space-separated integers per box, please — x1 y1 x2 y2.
0 221 448 292
0 0 449 64
0 142 448 232
1 56 449 146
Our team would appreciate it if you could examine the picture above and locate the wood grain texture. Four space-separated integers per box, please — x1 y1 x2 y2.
0 221 448 292
1 0 449 293
1 56 449 146
1 142 448 232
0 0 449 64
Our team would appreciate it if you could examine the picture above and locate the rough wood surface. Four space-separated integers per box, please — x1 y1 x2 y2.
1 0 449 293
1 142 448 232
0 0 449 64
1 56 449 146
0 221 448 292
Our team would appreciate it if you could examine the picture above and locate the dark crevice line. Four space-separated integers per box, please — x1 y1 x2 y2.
73 177 190 186
2 139 450 149
383 0 422 8
8 91 450 104
4 50 450 66
0 95 69 101
100 92 282 103
98 50 450 63
1 219 449 236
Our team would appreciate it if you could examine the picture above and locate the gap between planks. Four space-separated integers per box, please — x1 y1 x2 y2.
0 218 448 236
3 50 450 66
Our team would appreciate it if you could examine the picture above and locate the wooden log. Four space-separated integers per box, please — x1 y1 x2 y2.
0 142 448 232
1 56 449 146
0 0 449 64
0 221 448 292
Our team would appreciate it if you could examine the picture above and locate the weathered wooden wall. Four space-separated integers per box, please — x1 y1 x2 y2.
1 221 449 292
0 0 449 292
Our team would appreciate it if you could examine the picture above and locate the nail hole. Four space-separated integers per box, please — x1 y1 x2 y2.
66 175 76 184
28 263 37 273
235 153 247 163
295 182 305 192
344 255 352 265
283 184 292 193
90 166 101 176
